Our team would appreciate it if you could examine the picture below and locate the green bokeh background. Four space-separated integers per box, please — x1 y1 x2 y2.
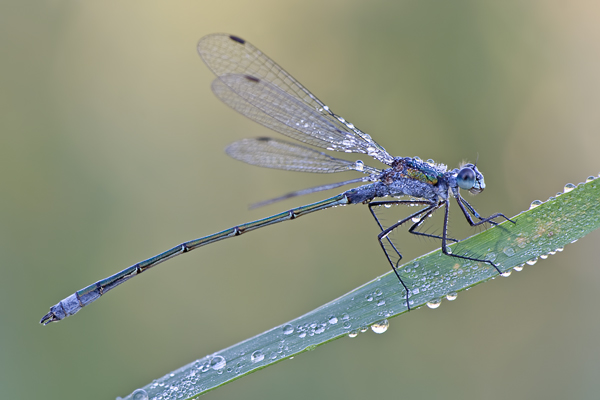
2 1 600 399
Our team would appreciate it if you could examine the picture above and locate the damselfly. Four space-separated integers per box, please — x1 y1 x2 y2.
40 33 512 324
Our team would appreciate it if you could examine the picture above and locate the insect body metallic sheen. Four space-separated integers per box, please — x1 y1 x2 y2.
40 34 512 325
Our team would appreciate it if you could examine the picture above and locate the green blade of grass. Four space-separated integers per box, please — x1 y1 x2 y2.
119 176 600 400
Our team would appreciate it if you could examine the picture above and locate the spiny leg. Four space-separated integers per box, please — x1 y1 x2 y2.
407 202 459 243
374 201 438 310
369 200 433 261
441 199 502 274
456 194 515 227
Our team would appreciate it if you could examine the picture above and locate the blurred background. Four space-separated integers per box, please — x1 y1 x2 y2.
2 1 600 399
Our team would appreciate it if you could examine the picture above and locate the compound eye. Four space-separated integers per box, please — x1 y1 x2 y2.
457 167 476 190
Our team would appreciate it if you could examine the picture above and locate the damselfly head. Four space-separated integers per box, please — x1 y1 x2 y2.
456 163 485 195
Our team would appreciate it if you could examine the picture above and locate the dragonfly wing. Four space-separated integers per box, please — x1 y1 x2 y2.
198 34 394 165
213 76 384 157
226 137 381 174
211 78 353 153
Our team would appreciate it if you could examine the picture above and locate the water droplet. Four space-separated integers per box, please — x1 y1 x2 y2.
283 324 294 335
376 299 386 306
529 200 542 209
412 216 421 223
571 239 578 244
586 176 596 182
251 350 264 363
563 183 576 193
540 254 548 260
348 330 359 338
371 319 389 334
343 321 351 329
486 252 497 262
328 316 338 324
341 313 350 320
354 160 364 171
526 258 538 266
426 159 435 164
427 299 442 309
503 247 515 257
131 389 148 400
514 264 525 272
446 292 458 301
374 288 383 296
501 270 512 277
360 326 369 333
557 247 564 252
210 355 226 370
384 204 391 209
365 293 373 301
198 360 211 372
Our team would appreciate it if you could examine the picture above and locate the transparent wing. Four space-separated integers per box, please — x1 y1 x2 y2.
212 77 379 156
225 137 381 174
198 33 394 165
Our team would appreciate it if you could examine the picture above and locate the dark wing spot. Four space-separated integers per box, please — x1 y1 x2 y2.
229 35 245 44
256 137 271 142
244 75 260 83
